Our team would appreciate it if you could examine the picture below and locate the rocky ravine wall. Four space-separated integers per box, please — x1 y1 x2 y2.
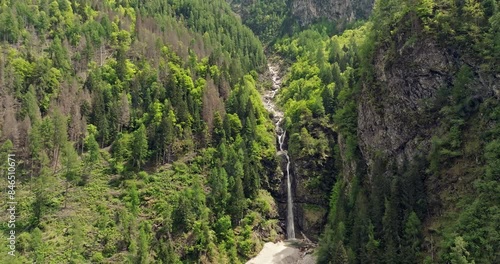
264 63 337 241
275 124 337 241
357 26 498 178
290 0 374 26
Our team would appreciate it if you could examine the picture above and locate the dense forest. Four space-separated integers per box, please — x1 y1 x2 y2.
0 0 499 263
0 0 278 263
262 0 499 263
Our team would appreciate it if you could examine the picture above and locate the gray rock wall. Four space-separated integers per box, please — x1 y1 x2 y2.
357 28 497 174
290 0 373 26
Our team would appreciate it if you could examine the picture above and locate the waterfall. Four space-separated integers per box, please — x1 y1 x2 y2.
264 64 295 240
283 132 296 239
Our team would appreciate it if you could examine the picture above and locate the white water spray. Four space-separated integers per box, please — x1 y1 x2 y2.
263 64 295 239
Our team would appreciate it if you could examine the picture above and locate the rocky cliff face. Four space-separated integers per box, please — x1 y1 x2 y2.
290 0 374 26
276 125 337 241
291 153 334 241
357 25 498 176
358 37 454 167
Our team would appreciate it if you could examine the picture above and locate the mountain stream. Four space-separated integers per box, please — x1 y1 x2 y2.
246 63 315 264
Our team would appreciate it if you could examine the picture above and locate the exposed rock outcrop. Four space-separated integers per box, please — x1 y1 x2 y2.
357 26 497 175
358 37 454 167
290 0 374 26
288 123 337 240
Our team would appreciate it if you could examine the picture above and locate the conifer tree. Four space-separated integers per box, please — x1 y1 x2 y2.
131 124 148 170
31 228 45 263
382 195 400 263
85 133 100 164
158 238 179 264
70 220 85 262
229 159 246 224
138 222 151 264
51 108 68 171
450 236 475 264
212 112 225 145
208 167 229 217
402 211 422 263
334 241 349 264
62 141 80 208
33 167 55 224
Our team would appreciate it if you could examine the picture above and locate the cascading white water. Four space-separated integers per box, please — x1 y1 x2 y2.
284 140 296 239
263 64 295 240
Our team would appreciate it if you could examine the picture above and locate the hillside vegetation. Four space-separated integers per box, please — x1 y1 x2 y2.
0 0 498 263
264 0 499 263
0 0 279 263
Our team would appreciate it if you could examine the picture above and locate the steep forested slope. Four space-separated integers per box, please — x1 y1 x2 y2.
262 0 499 263
0 0 280 263
1 0 499 263
228 0 374 44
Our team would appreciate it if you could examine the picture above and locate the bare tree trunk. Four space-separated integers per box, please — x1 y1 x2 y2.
53 147 59 173
0 51 4 86
30 159 33 191
80 135 84 154
64 180 69 209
